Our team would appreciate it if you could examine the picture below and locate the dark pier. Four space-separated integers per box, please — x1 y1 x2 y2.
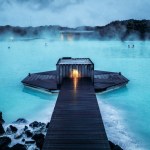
42 78 110 150
22 57 129 150
22 70 129 93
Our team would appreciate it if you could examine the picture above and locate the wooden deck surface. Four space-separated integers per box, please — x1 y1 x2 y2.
42 78 110 150
22 70 129 92
94 70 129 92
22 71 57 91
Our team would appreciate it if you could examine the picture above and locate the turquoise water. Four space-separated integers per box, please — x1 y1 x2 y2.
0 40 150 150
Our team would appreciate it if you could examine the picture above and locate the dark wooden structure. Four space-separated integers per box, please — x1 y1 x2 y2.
22 70 57 91
22 57 129 93
42 78 110 150
94 70 129 92
22 70 129 93
56 57 94 85
21 58 129 150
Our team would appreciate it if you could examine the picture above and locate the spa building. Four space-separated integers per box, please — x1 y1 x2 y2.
56 57 94 85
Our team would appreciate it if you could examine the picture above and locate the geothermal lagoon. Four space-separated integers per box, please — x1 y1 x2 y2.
0 39 150 150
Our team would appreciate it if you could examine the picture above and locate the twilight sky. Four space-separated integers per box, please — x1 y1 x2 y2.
0 0 150 27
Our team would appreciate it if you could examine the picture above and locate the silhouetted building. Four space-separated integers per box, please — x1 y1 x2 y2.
56 57 94 85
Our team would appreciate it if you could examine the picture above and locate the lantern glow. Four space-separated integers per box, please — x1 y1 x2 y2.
72 69 79 78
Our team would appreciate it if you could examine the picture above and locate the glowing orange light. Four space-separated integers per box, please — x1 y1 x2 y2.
73 77 78 91
70 69 80 91
72 69 79 78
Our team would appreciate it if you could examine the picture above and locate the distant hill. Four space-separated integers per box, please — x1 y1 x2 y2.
0 19 150 41
94 19 150 40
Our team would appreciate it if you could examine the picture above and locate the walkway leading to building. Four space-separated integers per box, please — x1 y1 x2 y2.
42 77 110 150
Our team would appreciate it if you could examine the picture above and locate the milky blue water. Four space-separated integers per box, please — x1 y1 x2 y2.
0 39 150 150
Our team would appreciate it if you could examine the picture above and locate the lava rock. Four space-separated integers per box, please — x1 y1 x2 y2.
22 139 25 142
29 121 46 129
9 125 17 133
0 136 11 149
109 141 123 150
32 133 45 149
1 146 11 150
24 126 28 131
29 121 41 128
0 112 5 124
13 118 28 124
40 123 46 131
10 144 26 150
41 123 46 128
25 130 33 137
25 140 35 144
0 124 5 135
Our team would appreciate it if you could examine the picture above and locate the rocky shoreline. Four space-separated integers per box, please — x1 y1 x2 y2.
0 112 123 150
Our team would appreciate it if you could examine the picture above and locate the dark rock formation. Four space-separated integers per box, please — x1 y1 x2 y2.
0 113 47 149
0 113 124 150
1 146 11 150
22 139 25 142
0 112 5 135
24 126 28 131
32 133 45 149
29 121 46 129
0 136 11 149
29 121 41 128
9 125 17 133
10 144 26 150
0 112 5 124
13 118 28 124
25 140 35 144
25 130 33 137
109 141 123 150
0 124 5 135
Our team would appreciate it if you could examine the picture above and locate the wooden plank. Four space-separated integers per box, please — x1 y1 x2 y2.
42 78 110 150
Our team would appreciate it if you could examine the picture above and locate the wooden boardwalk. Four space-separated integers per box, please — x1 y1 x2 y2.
42 78 110 150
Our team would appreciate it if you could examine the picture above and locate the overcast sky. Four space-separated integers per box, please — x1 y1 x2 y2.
0 0 149 27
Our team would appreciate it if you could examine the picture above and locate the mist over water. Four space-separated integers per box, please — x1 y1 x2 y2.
0 39 150 149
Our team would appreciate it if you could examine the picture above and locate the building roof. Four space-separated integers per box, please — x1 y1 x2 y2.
57 57 93 65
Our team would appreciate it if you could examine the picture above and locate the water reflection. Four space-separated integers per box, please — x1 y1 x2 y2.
73 77 78 91
71 69 80 92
